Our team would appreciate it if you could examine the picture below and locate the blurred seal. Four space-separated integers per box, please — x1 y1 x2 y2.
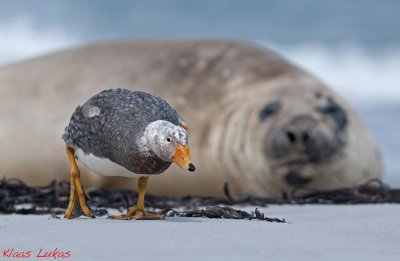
0 39 382 197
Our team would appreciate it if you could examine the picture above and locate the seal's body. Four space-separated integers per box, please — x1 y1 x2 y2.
0 39 382 197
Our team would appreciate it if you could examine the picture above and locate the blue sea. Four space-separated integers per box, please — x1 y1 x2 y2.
0 0 399 185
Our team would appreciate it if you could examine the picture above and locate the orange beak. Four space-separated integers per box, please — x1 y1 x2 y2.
171 144 196 172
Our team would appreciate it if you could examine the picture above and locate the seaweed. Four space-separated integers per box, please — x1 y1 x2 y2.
0 177 398 222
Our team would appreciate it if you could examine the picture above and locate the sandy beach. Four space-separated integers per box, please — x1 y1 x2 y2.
1 204 399 261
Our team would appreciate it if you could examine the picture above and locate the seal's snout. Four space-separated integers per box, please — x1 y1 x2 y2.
188 163 196 172
268 115 337 161
281 115 318 149
285 128 312 145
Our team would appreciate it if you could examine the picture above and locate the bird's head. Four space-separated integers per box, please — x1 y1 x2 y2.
145 120 196 172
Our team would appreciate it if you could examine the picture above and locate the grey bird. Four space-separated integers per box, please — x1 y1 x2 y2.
62 88 196 219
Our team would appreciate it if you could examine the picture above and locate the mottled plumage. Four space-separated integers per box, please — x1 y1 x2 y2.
61 88 194 219
63 88 182 174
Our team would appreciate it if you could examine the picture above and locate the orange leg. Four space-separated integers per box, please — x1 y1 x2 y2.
109 176 164 220
64 145 95 219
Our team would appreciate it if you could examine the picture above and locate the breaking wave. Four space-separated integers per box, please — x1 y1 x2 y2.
0 17 77 66
266 43 400 106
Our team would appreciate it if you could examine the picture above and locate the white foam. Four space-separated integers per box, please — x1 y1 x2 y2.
265 43 400 106
0 16 77 65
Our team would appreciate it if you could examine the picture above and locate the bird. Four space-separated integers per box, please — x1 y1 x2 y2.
62 88 196 220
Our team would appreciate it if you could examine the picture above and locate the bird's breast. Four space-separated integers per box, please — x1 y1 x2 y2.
75 148 147 177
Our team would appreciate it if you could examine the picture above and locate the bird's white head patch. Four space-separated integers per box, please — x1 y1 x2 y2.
144 120 189 161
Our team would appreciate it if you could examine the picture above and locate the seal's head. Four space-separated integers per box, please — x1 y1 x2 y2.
255 76 349 191
204 73 354 196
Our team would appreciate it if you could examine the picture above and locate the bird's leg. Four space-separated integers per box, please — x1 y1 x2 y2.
64 145 95 219
109 176 164 220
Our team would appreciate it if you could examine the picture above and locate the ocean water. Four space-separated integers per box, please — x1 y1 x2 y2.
0 0 398 185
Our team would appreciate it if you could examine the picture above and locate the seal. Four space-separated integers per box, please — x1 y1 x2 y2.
0 39 382 197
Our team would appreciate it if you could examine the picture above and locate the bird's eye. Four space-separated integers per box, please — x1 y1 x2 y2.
166 138 171 142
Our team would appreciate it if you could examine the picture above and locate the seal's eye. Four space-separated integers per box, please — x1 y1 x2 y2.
166 137 171 142
317 97 348 130
259 101 280 121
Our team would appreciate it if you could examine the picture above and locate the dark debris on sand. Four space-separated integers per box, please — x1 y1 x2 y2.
0 177 399 222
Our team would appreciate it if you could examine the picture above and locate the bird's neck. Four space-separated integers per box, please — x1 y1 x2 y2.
143 121 160 154
136 130 153 158
132 126 172 174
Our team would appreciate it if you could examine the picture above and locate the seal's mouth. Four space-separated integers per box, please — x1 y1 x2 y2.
274 157 319 167
273 160 317 186
284 168 313 186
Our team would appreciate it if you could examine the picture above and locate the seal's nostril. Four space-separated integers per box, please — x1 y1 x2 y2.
286 131 296 143
302 132 309 144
